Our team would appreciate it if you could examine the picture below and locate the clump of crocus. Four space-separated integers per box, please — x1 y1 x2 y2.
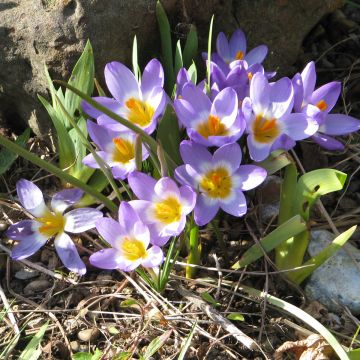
243 72 319 161
82 59 166 135
175 141 267 226
293 61 360 150
90 202 163 271
83 121 149 179
174 84 245 147
128 172 196 246
6 180 103 274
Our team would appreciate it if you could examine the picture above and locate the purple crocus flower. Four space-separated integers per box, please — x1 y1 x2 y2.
82 59 166 135
90 202 163 271
82 121 149 180
174 84 245 147
293 61 360 150
176 67 206 99
127 172 196 246
175 141 267 226
6 180 103 274
243 72 318 161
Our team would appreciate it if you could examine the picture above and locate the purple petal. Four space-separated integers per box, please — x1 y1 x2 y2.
11 234 47 260
64 208 103 233
54 232 86 275
148 225 171 246
16 179 48 217
212 143 242 172
174 164 199 189
104 61 139 102
154 177 180 198
269 77 294 119
173 98 197 128
244 45 268 65
87 120 114 151
51 188 83 213
118 201 142 233
229 29 247 59
283 112 319 140
194 194 219 226
89 248 121 270
128 171 156 200
301 61 316 101
6 220 37 240
310 82 341 113
179 185 197 213
320 114 360 135
250 73 270 114
97 114 127 132
247 135 272 162
82 151 112 169
220 190 247 217
235 165 267 191
112 166 134 180
216 32 231 61
179 140 212 172
82 97 120 119
132 221 150 247
141 59 164 97
211 87 238 127
211 53 230 75
271 134 296 151
181 83 212 114
292 73 304 112
128 200 151 223
141 246 164 268
311 133 345 151
95 217 124 248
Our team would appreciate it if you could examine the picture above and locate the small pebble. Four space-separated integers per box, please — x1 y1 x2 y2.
15 268 39 280
23 279 50 295
0 221 9 232
77 328 100 342
70 340 79 351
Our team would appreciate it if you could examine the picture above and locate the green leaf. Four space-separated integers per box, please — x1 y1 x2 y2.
19 321 49 360
188 62 197 85
142 330 172 360
108 326 120 335
158 236 179 292
174 40 183 76
64 40 95 118
290 226 357 284
156 1 175 94
348 349 360 360
177 322 196 360
114 352 132 360
186 224 201 278
255 150 292 176
183 25 198 68
206 15 214 93
232 215 307 269
156 105 182 167
120 298 140 308
132 35 140 82
0 128 30 175
226 313 245 321
201 292 220 307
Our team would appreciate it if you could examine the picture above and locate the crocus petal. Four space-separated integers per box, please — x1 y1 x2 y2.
87 120 114 151
111 166 134 180
229 29 247 59
89 248 122 270
292 73 304 112
104 61 139 102
82 97 121 119
179 140 212 173
271 134 296 151
211 87 238 127
54 232 86 275
141 59 164 97
235 165 267 191
174 164 199 189
128 200 151 223
128 171 156 200
154 177 180 199
16 179 48 217
142 246 164 268
6 220 37 240
310 82 341 113
244 45 268 65
132 221 150 248
283 113 319 140
269 77 294 119
82 151 113 169
250 73 270 114
118 201 142 234
311 133 345 151
212 143 242 172
216 32 231 61
247 135 272 162
64 208 103 233
194 194 219 226
181 83 212 114
220 190 247 217
174 98 198 128
95 217 124 248
319 114 360 135
11 234 47 260
179 185 197 213
97 114 127 132
301 61 316 101
51 188 83 214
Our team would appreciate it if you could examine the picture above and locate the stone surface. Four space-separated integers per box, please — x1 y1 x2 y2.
305 230 360 314
0 0 344 135
77 327 100 342
23 279 51 295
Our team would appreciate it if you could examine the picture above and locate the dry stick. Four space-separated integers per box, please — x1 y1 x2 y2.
169 280 258 350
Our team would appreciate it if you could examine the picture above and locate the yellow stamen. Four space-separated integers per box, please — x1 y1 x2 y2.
121 237 147 261
235 51 245 60
253 115 280 144
248 72 253 81
197 115 228 139
38 212 65 237
112 138 135 163
125 98 155 127
316 99 328 112
154 196 182 224
200 167 232 199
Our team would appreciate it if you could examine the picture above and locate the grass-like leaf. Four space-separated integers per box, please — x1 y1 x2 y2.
174 40 183 76
188 61 197 84
186 224 201 278
255 150 292 176
132 35 140 82
206 15 214 93
142 330 172 360
183 25 198 68
177 322 196 360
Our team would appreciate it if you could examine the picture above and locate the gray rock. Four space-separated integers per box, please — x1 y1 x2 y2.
77 327 100 342
0 0 344 135
15 267 40 280
305 230 360 314
23 279 51 295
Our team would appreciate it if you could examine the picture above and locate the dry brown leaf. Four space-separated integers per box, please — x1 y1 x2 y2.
274 334 334 360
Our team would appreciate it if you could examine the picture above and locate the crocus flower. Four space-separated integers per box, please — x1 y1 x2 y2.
174 84 245 147
176 67 205 99
293 61 360 150
127 172 196 246
6 180 103 274
175 141 267 226
82 121 149 180
89 202 163 271
82 59 166 135
243 72 318 161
